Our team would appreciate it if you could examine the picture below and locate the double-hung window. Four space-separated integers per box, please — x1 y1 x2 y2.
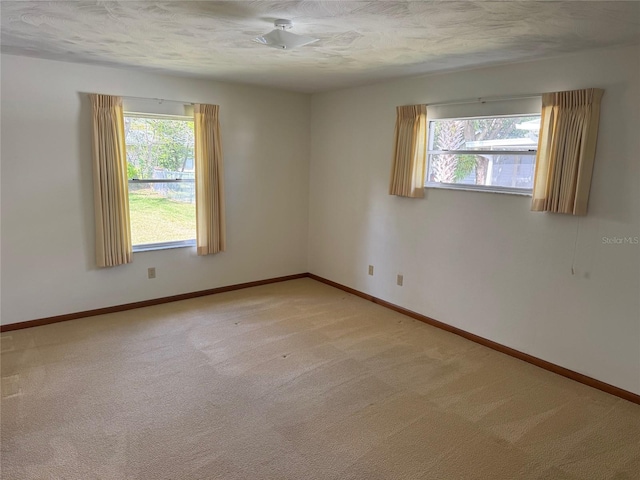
426 114 541 195
124 113 196 251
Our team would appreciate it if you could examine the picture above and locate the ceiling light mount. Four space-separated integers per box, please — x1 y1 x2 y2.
253 19 318 50
274 19 293 30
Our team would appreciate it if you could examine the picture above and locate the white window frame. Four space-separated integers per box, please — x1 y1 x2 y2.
124 112 196 252
425 113 540 196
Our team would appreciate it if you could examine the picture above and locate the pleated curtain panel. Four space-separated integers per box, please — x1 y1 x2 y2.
90 94 132 267
194 104 226 255
531 88 604 215
389 105 428 198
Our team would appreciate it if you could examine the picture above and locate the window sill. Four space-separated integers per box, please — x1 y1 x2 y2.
425 182 532 197
133 240 196 253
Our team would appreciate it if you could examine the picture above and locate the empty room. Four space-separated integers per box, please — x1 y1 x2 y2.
1 1 639 479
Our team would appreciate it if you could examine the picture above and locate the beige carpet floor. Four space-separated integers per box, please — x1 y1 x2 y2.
1 278 639 480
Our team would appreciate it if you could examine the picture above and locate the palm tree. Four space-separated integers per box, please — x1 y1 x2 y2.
431 120 465 183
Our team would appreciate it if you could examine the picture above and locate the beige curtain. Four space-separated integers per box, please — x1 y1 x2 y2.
90 94 132 267
531 88 604 215
389 105 427 198
194 104 226 255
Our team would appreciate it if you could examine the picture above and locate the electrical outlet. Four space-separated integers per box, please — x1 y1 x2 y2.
148 267 156 279
397 274 403 286
368 265 374 276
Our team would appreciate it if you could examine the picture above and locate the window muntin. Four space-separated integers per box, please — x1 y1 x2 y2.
426 114 540 194
124 114 196 250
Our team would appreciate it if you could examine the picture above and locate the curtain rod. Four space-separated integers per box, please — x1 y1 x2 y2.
426 93 542 108
121 94 195 105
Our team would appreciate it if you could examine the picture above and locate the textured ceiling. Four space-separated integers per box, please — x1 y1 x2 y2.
2 1 640 93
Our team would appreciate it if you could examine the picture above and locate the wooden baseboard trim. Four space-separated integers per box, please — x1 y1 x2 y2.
4 272 638 404
307 273 640 405
0 273 308 333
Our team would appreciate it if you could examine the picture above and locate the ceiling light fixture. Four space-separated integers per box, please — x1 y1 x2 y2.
253 19 319 50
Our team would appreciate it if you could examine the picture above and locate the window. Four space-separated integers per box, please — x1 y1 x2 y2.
124 113 196 251
426 114 541 195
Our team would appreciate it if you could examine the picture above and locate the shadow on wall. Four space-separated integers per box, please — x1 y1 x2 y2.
588 81 636 225
77 92 97 271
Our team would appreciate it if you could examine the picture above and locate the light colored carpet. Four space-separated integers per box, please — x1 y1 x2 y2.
1 278 639 480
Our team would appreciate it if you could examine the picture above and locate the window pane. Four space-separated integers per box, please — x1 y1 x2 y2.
124 115 196 246
427 153 536 189
429 116 540 152
128 182 195 245
124 117 195 180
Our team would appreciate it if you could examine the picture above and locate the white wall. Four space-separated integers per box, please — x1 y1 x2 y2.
308 45 640 395
1 54 310 325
